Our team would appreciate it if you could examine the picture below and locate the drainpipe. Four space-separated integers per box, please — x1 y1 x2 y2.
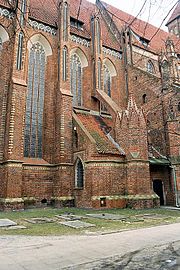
170 165 179 207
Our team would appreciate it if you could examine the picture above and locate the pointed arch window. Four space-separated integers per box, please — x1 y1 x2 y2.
16 31 24 70
20 0 26 26
147 60 154 74
142 94 147 104
161 60 170 87
103 64 111 97
75 158 84 188
92 58 96 91
24 42 46 158
101 64 111 112
70 53 82 106
63 2 68 41
96 19 101 54
91 16 95 54
63 46 67 81
98 58 101 89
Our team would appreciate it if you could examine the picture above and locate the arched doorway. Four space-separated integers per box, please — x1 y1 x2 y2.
153 180 164 205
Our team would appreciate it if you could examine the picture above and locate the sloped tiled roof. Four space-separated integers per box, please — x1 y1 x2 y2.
166 1 180 25
1 0 179 53
76 112 124 155
102 1 180 53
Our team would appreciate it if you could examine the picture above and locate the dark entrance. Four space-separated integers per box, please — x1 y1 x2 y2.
153 180 164 205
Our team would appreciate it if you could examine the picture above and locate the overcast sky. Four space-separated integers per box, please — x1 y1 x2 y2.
88 0 178 31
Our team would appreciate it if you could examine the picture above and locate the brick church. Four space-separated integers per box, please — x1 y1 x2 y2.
0 0 179 210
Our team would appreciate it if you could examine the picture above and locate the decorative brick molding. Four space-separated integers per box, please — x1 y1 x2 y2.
8 89 16 155
0 6 14 19
28 19 57 36
102 46 122 59
52 196 74 201
70 34 90 47
85 160 124 167
92 194 158 200
0 197 24 203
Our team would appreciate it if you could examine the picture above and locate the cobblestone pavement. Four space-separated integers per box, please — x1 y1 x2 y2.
69 241 180 270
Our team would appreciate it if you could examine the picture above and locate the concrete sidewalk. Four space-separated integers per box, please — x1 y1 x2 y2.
0 223 180 270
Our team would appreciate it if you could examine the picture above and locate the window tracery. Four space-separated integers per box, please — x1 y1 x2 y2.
70 53 82 106
24 42 46 158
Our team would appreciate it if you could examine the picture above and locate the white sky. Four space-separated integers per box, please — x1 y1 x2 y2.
88 0 178 31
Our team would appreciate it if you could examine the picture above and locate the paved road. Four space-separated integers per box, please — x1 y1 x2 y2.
0 223 180 270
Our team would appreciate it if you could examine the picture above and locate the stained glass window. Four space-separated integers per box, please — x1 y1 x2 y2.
24 42 46 158
70 53 82 106
75 159 84 188
16 31 24 70
63 46 67 81
63 2 68 41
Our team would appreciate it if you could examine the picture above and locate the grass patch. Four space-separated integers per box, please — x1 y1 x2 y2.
0 207 180 236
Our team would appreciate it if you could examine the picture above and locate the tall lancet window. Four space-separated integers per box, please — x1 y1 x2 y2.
91 17 95 54
20 0 26 26
92 59 96 91
70 53 82 106
75 158 84 188
161 60 170 89
96 19 101 54
63 46 67 81
98 58 101 89
103 64 111 97
63 2 68 41
24 43 46 158
16 31 24 70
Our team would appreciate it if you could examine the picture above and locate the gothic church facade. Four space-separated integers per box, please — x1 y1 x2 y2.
0 0 179 210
